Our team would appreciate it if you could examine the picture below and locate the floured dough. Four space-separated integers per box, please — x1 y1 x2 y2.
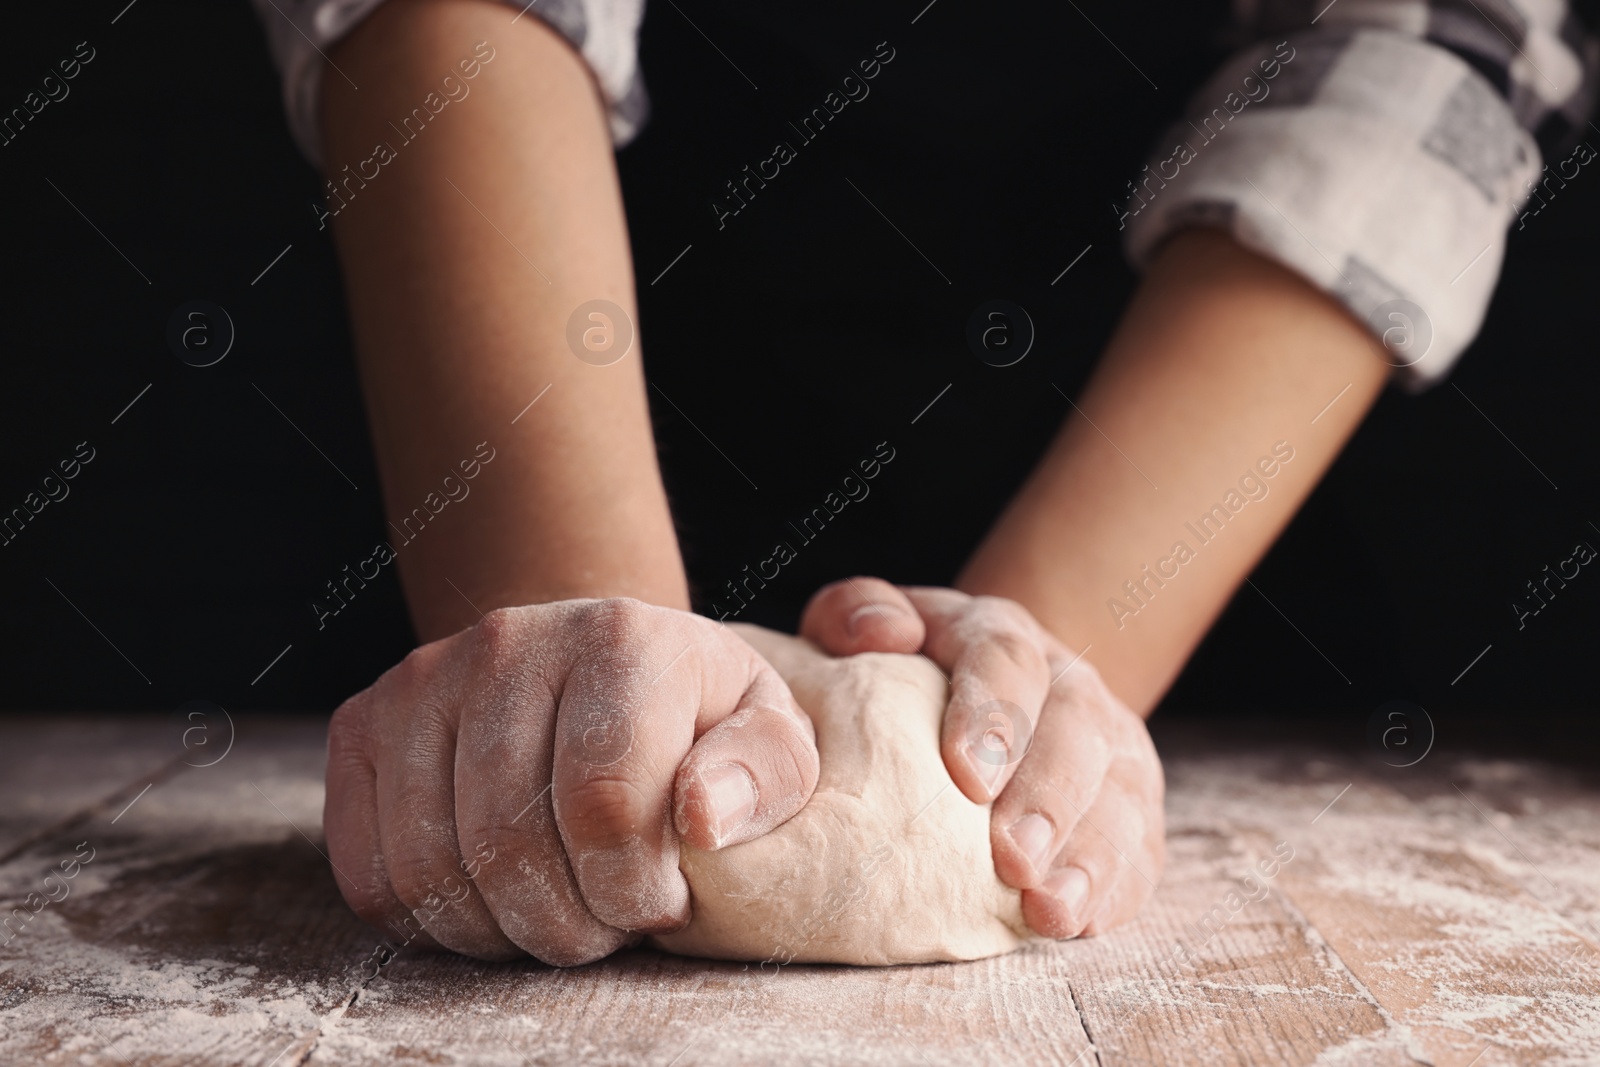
649 625 1032 966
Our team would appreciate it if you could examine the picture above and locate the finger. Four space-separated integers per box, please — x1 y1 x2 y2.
1081 812 1165 937
456 611 633 966
373 640 520 960
987 665 1117 891
798 577 924 655
554 601 793 934
902 589 1052 804
1020 776 1154 939
325 692 439 950
674 654 819 851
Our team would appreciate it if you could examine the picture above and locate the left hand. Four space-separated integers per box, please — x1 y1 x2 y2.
800 578 1165 938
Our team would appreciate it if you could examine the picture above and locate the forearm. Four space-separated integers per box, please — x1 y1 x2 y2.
958 228 1389 715
322 0 686 642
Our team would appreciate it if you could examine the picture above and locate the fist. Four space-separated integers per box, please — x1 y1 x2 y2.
325 599 820 965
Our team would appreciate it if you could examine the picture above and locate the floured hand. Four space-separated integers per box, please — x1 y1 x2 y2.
801 579 1165 939
324 599 819 964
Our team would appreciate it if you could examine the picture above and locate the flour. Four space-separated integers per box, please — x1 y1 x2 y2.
6 715 1600 1063
0 913 332 1062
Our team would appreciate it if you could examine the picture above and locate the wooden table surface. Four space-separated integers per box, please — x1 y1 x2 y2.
0 713 1596 1066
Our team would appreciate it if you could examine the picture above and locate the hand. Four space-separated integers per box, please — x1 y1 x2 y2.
800 579 1164 938
325 599 819 965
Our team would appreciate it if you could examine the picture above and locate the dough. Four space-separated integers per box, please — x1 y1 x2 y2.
649 625 1032 966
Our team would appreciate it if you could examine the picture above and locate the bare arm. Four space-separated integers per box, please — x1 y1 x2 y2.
321 0 686 641
957 228 1390 715
317 1 833 966
793 229 1392 938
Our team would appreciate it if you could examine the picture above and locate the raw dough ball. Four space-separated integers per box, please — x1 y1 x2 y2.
649 625 1032 966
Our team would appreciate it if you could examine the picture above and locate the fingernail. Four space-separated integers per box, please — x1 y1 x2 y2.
963 742 1006 797
1007 813 1055 874
846 603 901 639
1043 866 1091 916
701 764 757 847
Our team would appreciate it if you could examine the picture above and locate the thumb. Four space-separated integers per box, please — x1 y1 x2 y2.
799 576 925 656
673 653 819 851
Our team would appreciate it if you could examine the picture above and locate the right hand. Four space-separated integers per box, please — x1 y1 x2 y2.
325 598 820 965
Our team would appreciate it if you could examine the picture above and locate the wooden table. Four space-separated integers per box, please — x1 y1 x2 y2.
1 713 1596 1066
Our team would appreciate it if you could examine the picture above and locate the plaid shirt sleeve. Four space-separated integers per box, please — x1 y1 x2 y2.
250 0 649 168
1121 0 1599 388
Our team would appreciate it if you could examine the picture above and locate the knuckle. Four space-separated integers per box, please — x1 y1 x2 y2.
471 606 534 672
1092 787 1143 841
385 840 465 910
472 607 568 702
326 847 404 931
456 820 512 867
1051 654 1107 698
575 598 657 664
969 595 1036 636
1056 750 1113 808
385 639 448 697
340 879 394 929
474 606 516 652
560 775 654 846
584 596 652 637
985 628 1039 670
398 640 437 676
753 672 813 735
758 728 820 805
1034 771 1096 824
327 696 372 759
959 605 1045 676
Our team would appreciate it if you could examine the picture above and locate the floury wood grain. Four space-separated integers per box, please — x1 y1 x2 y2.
1 713 1597 1065
1166 746 1600 1066
0 714 180 857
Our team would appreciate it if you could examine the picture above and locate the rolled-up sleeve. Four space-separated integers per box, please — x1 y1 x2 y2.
251 0 649 168
1121 0 1598 388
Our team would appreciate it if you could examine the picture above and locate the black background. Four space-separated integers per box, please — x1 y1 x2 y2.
1 0 1595 737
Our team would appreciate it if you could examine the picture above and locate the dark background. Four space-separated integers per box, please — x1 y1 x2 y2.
1 0 1595 736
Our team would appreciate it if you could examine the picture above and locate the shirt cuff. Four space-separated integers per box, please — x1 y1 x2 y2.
1121 24 1586 388
250 0 649 169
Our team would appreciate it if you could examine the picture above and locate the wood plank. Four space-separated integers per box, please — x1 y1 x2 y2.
2 717 1596 1065
1169 750 1600 1066
1388 752 1600 947
0 713 186 857
312 944 1093 1067
0 714 374 1067
1062 819 1415 1066
311 752 1413 1066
